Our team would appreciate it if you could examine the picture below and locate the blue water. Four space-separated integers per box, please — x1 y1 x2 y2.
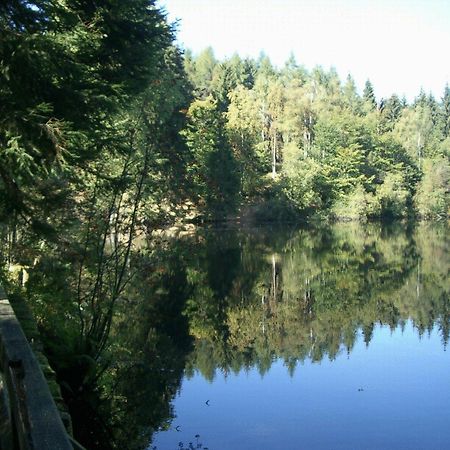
153 323 450 450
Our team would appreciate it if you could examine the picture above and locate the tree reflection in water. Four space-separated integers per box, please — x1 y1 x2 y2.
2 222 449 449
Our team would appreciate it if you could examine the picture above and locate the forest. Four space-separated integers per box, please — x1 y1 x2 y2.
0 1 449 449
1 1 449 230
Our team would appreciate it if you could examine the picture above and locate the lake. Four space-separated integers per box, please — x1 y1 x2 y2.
147 222 449 450
9 221 448 449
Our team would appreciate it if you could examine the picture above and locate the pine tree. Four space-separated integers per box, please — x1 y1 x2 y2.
281 52 308 84
441 84 450 137
426 93 440 126
343 74 361 113
363 80 377 110
0 0 172 216
384 94 403 124
187 47 217 98
182 97 240 218
256 52 276 79
414 88 428 107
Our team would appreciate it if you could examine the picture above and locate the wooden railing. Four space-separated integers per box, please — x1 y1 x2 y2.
0 286 79 450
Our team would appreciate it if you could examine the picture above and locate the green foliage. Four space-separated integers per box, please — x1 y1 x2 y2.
332 184 370 221
414 157 450 219
184 47 217 98
343 74 362 113
363 79 377 111
380 94 404 131
226 86 265 197
210 55 256 110
282 153 331 215
393 105 437 162
182 97 240 219
181 48 448 222
373 172 410 218
0 0 172 216
441 84 450 137
327 144 367 194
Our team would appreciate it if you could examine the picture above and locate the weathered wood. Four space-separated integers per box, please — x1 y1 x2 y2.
0 289 74 449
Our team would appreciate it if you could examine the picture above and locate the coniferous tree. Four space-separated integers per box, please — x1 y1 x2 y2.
414 88 428 107
441 84 450 137
381 94 404 130
256 52 276 79
363 80 377 110
281 53 308 84
182 97 240 219
186 47 217 98
0 0 172 217
426 93 441 126
343 74 361 113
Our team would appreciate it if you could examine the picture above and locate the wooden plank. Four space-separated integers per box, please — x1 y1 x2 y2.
0 286 73 450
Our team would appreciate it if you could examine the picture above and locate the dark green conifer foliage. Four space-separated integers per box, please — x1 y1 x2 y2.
380 94 404 131
182 98 240 219
210 63 237 111
385 94 403 121
414 88 428 107
441 84 450 137
426 94 441 127
0 0 172 216
186 47 217 98
363 80 377 110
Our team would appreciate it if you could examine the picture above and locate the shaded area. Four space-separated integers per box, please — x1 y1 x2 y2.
0 289 72 450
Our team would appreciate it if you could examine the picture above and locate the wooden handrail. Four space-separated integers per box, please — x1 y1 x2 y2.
0 286 76 450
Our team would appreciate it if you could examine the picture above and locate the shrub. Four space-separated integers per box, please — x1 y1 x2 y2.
414 157 450 220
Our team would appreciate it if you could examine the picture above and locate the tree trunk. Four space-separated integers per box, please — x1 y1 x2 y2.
272 133 277 178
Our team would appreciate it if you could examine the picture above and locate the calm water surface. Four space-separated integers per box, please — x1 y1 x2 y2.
12 221 448 449
149 223 449 450
153 323 449 449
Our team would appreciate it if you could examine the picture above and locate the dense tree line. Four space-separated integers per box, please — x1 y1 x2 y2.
183 48 449 221
1 4 449 226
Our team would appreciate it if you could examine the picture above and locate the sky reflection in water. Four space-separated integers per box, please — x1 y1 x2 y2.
152 223 449 450
154 322 450 450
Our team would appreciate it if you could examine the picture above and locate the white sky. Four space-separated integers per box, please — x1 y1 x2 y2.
157 0 450 102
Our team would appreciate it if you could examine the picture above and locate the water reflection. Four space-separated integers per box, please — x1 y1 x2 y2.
155 322 450 450
152 222 449 449
2 222 449 449
183 223 448 383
